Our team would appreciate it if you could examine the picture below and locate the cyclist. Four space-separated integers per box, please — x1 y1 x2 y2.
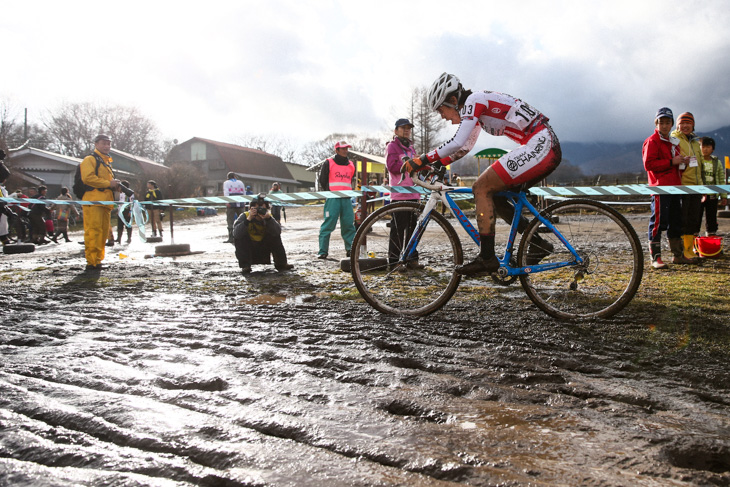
402 73 562 275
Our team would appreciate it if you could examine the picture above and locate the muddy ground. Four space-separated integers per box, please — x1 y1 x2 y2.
0 207 729 486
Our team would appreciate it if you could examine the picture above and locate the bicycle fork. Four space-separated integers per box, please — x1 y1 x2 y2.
399 193 442 263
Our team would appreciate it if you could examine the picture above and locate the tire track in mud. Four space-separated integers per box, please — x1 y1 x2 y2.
1 249 730 485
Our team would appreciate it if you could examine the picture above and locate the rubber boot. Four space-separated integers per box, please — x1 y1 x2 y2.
649 242 668 269
670 238 695 264
682 235 700 264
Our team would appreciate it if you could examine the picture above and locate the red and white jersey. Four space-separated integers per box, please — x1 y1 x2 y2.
425 91 546 165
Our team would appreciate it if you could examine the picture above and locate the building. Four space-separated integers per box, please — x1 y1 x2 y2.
5 147 81 196
166 137 301 196
6 146 170 198
109 148 170 194
283 162 316 191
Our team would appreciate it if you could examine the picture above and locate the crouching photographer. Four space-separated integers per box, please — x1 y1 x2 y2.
232 193 293 274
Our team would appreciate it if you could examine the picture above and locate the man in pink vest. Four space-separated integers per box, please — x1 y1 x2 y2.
317 141 357 259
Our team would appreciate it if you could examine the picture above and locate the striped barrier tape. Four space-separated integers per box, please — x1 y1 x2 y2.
2 184 729 207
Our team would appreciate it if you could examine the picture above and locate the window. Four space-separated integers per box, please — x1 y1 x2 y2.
191 142 206 161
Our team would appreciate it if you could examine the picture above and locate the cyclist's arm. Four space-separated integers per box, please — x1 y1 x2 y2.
423 117 481 166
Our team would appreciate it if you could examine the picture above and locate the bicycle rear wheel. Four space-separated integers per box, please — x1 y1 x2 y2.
517 199 643 320
350 202 463 316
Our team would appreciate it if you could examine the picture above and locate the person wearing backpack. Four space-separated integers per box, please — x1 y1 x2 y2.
80 134 121 272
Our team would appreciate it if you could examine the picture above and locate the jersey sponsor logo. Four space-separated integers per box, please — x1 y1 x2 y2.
486 101 510 120
505 136 548 173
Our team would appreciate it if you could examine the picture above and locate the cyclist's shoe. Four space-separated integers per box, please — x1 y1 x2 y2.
455 255 500 276
526 239 554 266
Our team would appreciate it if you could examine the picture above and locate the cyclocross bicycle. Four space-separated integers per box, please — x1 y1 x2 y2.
349 169 644 320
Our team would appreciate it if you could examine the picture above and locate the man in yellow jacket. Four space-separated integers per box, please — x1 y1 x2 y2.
81 134 120 271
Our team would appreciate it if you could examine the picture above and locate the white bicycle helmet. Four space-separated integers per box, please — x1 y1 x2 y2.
427 72 462 111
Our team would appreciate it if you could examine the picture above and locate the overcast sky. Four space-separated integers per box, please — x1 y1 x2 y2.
4 0 730 154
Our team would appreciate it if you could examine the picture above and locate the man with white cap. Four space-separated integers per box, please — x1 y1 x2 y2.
316 141 356 259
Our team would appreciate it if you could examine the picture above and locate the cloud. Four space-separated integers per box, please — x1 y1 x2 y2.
4 0 730 152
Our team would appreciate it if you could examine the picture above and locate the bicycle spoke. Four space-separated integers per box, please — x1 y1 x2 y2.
350 202 463 316
518 200 643 320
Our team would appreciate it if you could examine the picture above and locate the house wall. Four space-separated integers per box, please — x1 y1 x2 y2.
7 155 76 197
168 140 301 196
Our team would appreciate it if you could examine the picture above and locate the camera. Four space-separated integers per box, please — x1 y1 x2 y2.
256 206 267 216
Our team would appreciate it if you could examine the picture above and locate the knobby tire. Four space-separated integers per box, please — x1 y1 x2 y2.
517 199 644 320
350 202 463 316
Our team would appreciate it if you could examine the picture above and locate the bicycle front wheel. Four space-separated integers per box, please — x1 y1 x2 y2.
517 199 644 320
350 202 463 316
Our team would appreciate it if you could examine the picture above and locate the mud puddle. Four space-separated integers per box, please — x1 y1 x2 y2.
0 210 729 486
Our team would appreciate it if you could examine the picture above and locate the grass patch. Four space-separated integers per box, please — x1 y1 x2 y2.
626 259 730 357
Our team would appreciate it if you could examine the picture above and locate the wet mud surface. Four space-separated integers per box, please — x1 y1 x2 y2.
1 209 729 486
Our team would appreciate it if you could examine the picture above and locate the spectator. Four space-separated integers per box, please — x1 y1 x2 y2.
0 153 13 245
53 187 77 243
385 118 422 269
671 112 702 263
8 188 29 242
29 185 55 244
145 180 163 238
81 134 121 272
317 141 357 259
452 172 464 186
223 172 246 242
699 137 726 236
366 178 377 213
115 181 133 244
642 107 692 269
232 193 293 274
269 182 285 223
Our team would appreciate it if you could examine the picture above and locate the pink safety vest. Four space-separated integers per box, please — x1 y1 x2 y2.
328 158 355 191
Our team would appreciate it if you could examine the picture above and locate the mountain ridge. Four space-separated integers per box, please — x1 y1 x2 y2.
562 125 730 176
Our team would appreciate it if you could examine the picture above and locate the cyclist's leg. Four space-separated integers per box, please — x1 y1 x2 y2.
456 167 506 275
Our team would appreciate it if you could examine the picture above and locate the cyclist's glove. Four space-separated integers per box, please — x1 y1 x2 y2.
401 155 428 174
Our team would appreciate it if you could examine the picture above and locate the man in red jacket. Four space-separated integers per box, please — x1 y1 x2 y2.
642 107 692 269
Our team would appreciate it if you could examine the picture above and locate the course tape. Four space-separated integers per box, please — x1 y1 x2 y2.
2 184 729 207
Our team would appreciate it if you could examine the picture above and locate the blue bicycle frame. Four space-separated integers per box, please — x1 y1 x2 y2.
399 187 584 276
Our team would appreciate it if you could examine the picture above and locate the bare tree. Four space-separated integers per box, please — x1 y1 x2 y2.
407 86 446 154
0 99 22 153
0 100 53 155
43 102 165 161
299 132 390 166
233 134 297 162
159 161 206 199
